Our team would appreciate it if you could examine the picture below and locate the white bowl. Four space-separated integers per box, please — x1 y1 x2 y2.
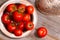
0 0 37 38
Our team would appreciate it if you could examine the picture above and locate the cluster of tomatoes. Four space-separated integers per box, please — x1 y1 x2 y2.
1 3 34 36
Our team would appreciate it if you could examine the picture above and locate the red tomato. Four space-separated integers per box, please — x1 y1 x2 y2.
2 14 11 24
26 6 34 14
7 23 16 32
7 4 17 12
17 4 26 13
18 22 24 30
25 22 34 30
23 14 31 22
13 11 23 22
14 29 23 36
37 27 47 38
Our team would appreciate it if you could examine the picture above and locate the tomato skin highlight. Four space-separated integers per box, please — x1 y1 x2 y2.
2 14 11 24
37 27 47 38
17 4 26 13
25 22 34 30
7 23 16 32
26 6 34 14
14 29 23 36
7 4 17 12
13 11 23 22
23 14 31 22
18 22 24 30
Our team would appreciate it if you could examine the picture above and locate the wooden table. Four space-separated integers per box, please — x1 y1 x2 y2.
0 0 60 40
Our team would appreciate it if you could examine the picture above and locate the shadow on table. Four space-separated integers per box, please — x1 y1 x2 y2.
34 30 42 38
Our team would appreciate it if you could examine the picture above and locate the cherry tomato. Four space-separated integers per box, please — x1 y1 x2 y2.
37 27 47 38
23 14 31 22
14 29 23 36
13 11 23 22
17 4 26 13
26 6 34 14
2 14 11 24
7 23 16 32
18 22 24 30
25 22 34 30
7 4 17 12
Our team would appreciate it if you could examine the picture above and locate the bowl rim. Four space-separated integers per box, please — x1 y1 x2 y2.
0 0 37 38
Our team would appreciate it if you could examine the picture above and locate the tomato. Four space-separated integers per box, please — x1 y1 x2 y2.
17 4 26 13
7 23 16 32
14 29 23 36
23 14 31 22
37 27 47 38
26 6 34 14
18 22 24 30
7 4 17 12
2 14 11 24
13 11 23 22
25 22 34 30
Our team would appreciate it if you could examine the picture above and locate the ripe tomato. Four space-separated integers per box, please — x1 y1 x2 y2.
25 22 34 30
2 14 11 24
7 4 17 12
7 23 16 32
18 22 24 30
26 6 34 14
37 27 47 38
14 29 23 36
23 14 31 22
13 11 23 22
17 4 26 13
